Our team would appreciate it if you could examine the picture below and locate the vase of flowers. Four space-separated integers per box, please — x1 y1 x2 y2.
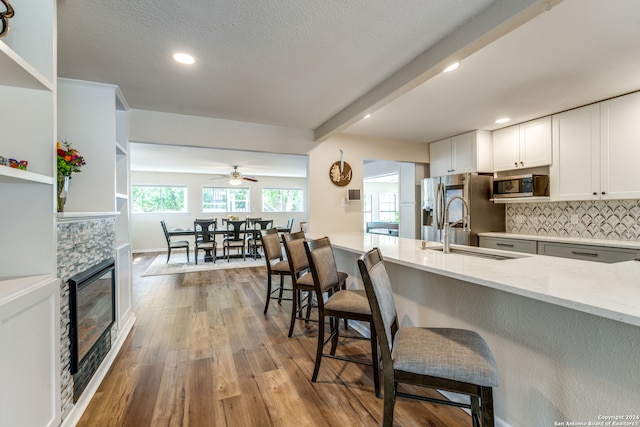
57 140 86 212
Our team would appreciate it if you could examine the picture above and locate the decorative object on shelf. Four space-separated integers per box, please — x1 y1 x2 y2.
57 140 86 212
329 149 352 186
8 158 18 168
0 156 7 166
0 0 14 38
18 160 27 170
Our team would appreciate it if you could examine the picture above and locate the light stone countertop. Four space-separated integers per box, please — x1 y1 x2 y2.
315 232 640 328
477 232 640 250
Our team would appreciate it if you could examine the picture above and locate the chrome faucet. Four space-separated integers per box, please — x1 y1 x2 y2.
442 195 470 254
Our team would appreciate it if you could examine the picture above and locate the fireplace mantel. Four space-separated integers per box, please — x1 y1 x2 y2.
57 212 120 223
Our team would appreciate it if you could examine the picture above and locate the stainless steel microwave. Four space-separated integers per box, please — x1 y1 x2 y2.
493 174 549 198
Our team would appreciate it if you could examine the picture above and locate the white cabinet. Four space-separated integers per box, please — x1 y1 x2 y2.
550 104 600 200
1 276 60 427
600 91 640 200
551 91 640 201
429 130 492 177
0 0 56 278
492 117 552 172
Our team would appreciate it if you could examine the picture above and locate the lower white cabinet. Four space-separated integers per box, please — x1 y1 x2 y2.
479 235 640 263
537 242 639 263
116 243 133 329
0 276 61 427
478 236 537 254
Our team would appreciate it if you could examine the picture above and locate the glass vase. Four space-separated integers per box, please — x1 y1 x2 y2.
57 175 70 212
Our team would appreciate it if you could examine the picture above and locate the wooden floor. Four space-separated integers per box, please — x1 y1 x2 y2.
77 253 471 426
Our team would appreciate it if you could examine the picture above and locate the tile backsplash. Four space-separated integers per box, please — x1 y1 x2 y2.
506 199 640 240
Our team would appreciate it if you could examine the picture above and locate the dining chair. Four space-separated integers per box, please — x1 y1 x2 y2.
247 219 273 259
357 247 500 427
282 231 315 337
160 220 189 263
194 219 217 264
222 219 247 262
304 237 380 397
261 228 293 314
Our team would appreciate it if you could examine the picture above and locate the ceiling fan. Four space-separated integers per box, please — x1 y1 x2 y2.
212 166 258 185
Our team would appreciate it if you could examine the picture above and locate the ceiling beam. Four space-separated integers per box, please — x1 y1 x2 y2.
314 0 560 142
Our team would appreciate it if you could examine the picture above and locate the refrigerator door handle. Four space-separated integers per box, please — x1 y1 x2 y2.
435 183 444 229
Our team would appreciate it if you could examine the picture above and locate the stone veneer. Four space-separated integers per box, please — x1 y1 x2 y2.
56 217 116 422
506 199 640 240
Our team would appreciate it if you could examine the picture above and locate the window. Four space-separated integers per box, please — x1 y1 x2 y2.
378 193 398 222
132 186 187 213
202 187 250 212
363 193 373 224
262 188 304 212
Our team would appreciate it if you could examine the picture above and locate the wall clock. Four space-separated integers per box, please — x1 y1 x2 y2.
329 160 352 186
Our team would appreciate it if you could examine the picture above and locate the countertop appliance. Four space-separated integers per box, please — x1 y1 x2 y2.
493 174 549 198
422 173 505 246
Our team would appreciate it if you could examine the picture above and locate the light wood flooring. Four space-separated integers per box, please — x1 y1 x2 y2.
77 253 472 426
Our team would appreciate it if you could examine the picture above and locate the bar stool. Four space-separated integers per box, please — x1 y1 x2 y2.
261 228 293 314
357 247 500 427
304 237 380 397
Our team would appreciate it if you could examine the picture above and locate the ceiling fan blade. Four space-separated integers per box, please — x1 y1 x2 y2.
242 176 258 182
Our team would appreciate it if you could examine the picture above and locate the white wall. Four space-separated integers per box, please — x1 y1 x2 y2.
128 109 315 154
308 134 429 235
131 171 307 252
128 111 430 238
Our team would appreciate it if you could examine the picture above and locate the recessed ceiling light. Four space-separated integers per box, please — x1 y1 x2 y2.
443 62 459 73
173 53 195 65
495 117 511 124
364 114 371 119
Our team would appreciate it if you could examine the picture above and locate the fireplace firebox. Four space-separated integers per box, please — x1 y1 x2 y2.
68 257 116 400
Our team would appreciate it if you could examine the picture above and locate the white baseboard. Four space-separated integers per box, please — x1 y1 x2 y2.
60 314 136 427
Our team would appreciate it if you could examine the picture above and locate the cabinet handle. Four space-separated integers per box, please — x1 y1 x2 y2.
593 192 597 196
514 162 518 167
496 243 514 248
571 251 598 257
601 191 606 195
520 161 524 167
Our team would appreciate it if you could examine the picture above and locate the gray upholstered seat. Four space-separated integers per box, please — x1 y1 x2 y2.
392 328 499 387
358 247 499 427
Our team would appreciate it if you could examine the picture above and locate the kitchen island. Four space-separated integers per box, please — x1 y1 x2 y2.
316 232 640 427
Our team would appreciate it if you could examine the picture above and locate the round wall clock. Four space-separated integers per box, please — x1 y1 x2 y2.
329 160 352 186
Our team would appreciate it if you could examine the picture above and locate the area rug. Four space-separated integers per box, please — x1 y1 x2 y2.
143 253 265 276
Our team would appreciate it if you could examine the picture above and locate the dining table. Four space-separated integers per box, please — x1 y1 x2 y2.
167 223 291 262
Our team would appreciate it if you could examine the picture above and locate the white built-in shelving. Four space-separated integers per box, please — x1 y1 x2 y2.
0 0 57 280
0 1 61 426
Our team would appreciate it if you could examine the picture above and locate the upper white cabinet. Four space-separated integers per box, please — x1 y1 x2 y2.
550 104 600 200
429 130 492 177
492 117 552 172
600 91 640 200
0 0 56 279
551 91 640 201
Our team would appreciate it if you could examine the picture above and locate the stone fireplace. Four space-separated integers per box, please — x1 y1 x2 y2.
57 216 116 420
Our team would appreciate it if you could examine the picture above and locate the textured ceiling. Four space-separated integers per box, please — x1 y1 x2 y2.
57 0 492 130
56 0 640 176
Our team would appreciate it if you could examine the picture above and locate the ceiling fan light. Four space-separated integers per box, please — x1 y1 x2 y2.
229 177 242 185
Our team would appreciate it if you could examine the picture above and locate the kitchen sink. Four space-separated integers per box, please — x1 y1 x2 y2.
427 246 527 261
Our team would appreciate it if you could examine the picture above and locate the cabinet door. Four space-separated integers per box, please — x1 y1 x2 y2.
550 104 600 200
429 138 452 177
520 117 552 168
492 125 520 171
451 132 476 174
600 91 640 199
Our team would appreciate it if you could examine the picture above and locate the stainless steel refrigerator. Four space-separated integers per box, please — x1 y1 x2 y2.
421 173 505 246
